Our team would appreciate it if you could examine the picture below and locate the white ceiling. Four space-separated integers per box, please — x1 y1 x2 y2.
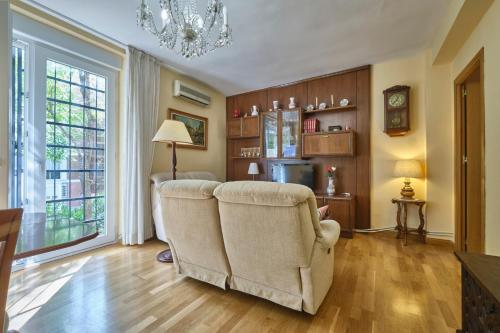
27 0 450 96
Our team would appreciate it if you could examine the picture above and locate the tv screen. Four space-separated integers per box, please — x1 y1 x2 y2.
271 163 315 190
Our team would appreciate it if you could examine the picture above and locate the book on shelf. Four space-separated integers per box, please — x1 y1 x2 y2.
304 118 319 133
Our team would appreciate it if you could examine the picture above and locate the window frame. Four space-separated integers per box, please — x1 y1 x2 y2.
13 35 118 267
9 39 29 209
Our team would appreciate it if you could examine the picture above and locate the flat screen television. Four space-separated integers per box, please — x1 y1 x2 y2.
271 162 315 190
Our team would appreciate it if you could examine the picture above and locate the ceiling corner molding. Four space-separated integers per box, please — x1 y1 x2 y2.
11 0 127 57
432 0 494 65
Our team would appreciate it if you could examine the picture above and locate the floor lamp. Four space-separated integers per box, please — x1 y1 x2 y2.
152 120 193 263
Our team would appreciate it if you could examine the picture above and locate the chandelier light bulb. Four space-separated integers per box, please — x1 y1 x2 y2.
161 9 168 20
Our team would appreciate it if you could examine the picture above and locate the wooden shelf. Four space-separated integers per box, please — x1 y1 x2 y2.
302 130 353 136
227 135 260 140
231 156 261 159
303 105 357 114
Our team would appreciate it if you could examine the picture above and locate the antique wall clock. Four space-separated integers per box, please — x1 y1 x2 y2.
383 85 410 136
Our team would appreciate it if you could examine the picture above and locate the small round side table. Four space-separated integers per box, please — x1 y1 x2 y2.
391 198 427 246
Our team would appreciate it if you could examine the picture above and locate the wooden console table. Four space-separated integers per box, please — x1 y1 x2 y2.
316 193 355 238
391 198 426 245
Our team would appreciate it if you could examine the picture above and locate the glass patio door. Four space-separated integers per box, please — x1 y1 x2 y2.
10 41 117 263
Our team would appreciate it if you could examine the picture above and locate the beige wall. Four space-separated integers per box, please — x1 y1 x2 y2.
151 66 227 181
451 0 500 255
424 51 455 238
0 0 11 209
370 50 455 241
370 52 428 230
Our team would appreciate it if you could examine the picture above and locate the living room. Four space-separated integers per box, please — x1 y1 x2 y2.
0 0 499 332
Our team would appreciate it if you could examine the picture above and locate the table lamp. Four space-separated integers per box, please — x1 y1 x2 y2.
152 120 193 181
393 159 423 199
248 162 259 180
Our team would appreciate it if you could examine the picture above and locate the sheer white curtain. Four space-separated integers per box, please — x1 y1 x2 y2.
122 47 160 245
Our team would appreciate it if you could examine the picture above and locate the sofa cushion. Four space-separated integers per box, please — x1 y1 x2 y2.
159 179 221 200
214 181 313 207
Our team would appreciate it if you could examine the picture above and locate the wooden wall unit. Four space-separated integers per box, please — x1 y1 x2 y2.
226 66 371 229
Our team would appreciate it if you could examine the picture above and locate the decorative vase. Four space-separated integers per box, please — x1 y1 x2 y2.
326 177 335 195
289 97 296 109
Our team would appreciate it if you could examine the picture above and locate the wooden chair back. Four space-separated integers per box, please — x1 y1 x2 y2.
0 209 23 331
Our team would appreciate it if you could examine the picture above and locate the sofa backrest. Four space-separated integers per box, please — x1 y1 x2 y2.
214 181 319 297
159 179 230 287
151 171 217 187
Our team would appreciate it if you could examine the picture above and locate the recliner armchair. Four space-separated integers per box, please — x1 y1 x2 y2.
214 181 340 314
159 179 231 289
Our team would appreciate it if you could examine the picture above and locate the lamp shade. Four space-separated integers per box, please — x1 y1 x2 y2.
248 162 259 175
152 120 193 144
393 159 423 178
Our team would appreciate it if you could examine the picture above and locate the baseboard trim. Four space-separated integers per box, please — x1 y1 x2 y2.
354 226 455 242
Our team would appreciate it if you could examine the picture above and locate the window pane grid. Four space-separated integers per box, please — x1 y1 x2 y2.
46 59 106 235
47 75 106 94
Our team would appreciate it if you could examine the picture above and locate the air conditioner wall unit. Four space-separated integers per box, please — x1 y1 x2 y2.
173 80 211 107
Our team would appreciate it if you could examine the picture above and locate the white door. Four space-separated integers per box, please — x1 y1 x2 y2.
11 40 117 265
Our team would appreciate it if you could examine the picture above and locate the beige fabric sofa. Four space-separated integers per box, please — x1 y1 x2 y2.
159 179 231 289
214 181 340 315
158 179 340 314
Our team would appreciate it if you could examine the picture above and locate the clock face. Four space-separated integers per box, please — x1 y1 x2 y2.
388 92 406 108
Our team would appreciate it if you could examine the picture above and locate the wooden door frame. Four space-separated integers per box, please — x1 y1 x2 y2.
454 48 485 252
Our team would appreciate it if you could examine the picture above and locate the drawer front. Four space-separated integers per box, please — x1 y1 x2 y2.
242 116 260 137
303 132 354 156
228 119 242 138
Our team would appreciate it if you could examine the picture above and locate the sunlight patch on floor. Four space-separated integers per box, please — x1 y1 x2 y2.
7 256 92 331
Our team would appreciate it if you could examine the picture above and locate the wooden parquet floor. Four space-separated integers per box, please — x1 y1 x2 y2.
7 232 461 333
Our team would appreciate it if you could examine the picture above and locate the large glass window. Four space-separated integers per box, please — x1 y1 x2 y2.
9 38 116 264
45 60 106 235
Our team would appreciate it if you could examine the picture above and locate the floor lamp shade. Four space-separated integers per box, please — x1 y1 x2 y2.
152 120 193 144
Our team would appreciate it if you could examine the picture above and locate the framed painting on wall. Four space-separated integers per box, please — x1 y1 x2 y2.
167 108 208 150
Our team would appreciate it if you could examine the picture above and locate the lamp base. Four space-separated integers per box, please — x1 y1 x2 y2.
156 249 173 263
400 179 415 199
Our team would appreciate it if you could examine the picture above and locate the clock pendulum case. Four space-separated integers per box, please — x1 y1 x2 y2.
383 85 410 136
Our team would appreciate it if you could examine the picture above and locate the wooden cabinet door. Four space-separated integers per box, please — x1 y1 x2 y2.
326 198 354 238
303 132 354 156
241 116 259 138
316 197 324 209
228 119 241 138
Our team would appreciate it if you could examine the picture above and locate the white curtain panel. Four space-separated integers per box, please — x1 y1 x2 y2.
122 47 160 245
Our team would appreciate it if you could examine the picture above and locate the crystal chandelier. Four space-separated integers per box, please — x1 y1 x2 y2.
137 0 232 59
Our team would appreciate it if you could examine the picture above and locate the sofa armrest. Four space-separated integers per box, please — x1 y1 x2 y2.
316 220 340 250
